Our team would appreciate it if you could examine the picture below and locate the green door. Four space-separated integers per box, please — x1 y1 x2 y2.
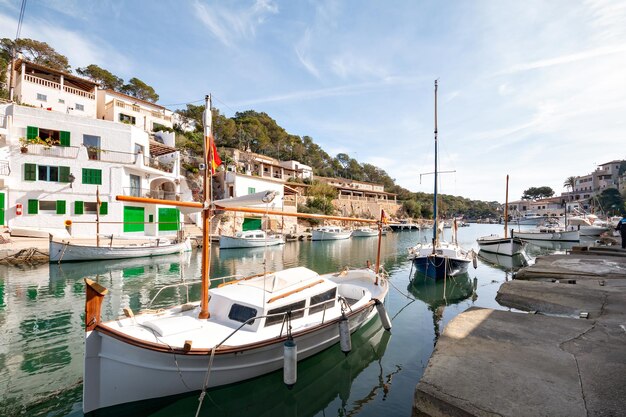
158 208 180 231
0 193 4 225
242 217 262 231
123 206 145 232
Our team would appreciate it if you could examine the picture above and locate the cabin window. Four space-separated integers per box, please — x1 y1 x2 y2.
254 234 264 238
265 300 306 326
309 288 337 315
228 304 257 325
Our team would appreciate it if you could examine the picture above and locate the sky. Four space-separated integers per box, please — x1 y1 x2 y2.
1 0 625 203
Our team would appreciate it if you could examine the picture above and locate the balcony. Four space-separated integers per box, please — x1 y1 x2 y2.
23 73 95 99
23 144 80 158
121 187 182 201
144 155 174 173
105 99 172 122
88 148 138 164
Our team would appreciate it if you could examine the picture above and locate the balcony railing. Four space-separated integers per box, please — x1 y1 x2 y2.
24 144 80 158
23 74 95 99
0 160 10 175
144 156 174 173
121 188 181 201
122 187 145 197
108 99 171 122
88 148 138 164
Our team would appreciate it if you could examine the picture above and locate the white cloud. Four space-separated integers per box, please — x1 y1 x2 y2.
193 0 278 47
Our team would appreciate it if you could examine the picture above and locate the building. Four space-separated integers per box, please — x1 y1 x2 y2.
1 59 188 236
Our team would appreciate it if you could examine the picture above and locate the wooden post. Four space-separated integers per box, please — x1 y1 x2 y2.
84 278 108 332
199 94 211 319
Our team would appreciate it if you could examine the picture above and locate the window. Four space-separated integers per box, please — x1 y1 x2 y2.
119 113 136 125
134 144 144 154
39 201 57 211
36 93 47 102
75 103 84 111
228 304 257 325
129 174 141 196
265 301 306 326
248 187 256 194
58 99 65 104
84 202 98 213
39 165 59 182
82 168 102 185
83 135 101 160
309 288 337 315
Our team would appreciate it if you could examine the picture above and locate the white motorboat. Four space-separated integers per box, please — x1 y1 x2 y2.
512 222 579 242
219 230 285 249
83 96 391 414
477 175 526 256
510 212 546 225
49 237 191 263
352 227 383 237
566 216 609 237
408 81 475 279
312 226 352 241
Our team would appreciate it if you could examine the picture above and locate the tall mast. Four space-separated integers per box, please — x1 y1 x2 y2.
432 80 439 250
199 95 212 319
504 175 509 238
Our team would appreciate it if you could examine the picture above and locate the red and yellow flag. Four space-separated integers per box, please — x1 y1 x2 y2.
209 135 222 174
381 209 389 224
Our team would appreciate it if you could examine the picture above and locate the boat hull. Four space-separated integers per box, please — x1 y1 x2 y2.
219 235 285 249
49 238 191 262
84 302 378 413
477 236 525 256
513 229 579 242
311 230 352 240
351 230 379 237
412 255 470 279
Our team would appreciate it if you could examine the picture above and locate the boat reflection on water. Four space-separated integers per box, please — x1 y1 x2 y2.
477 251 529 272
408 272 475 344
92 317 392 417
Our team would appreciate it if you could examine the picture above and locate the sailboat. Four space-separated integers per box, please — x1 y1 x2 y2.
82 95 391 413
476 175 525 256
408 80 475 279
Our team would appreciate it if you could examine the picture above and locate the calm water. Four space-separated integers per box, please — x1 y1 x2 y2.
0 224 569 417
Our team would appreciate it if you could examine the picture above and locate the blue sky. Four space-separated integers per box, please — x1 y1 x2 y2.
2 0 625 202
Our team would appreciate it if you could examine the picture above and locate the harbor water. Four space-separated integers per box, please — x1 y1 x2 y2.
0 224 571 416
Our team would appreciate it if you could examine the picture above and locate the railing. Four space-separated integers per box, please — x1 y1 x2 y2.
144 155 174 173
111 99 171 122
146 190 182 201
0 160 10 175
122 187 145 197
89 148 138 164
24 144 80 158
24 74 95 99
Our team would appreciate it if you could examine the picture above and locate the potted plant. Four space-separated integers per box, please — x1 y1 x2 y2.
19 137 29 153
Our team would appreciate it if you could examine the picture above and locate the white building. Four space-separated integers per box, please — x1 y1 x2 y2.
1 60 189 237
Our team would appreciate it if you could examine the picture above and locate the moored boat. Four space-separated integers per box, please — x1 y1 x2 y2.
49 236 191 263
312 226 352 241
352 227 383 237
512 224 579 242
219 230 285 249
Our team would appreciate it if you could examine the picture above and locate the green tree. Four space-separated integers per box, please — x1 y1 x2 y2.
76 64 124 90
307 181 337 199
1 38 70 71
120 77 159 102
522 186 555 200
402 200 422 218
597 188 625 215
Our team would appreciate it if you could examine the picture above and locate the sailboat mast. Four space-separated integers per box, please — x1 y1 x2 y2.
432 80 439 250
504 175 509 238
199 95 212 319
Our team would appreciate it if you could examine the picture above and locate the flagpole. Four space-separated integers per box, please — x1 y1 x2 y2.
96 186 101 248
199 95 212 320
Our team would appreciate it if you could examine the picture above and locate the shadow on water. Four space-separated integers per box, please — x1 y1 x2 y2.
84 317 392 417
477 251 529 273
407 272 476 344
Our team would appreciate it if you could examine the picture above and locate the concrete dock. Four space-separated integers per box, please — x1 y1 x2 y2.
413 248 626 417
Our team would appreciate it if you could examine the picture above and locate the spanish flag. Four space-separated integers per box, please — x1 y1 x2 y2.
381 209 389 224
209 134 222 174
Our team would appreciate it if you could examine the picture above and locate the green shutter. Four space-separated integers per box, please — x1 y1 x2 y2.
59 166 70 183
99 201 108 215
59 131 70 147
24 163 37 181
95 169 102 185
26 126 38 140
123 206 145 232
56 200 66 215
158 208 180 231
28 199 38 214
82 168 88 183
74 201 83 215
82 168 102 185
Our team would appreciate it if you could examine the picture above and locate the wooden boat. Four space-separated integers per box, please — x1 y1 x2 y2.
82 96 391 413
219 230 285 249
477 175 526 256
49 236 191 263
311 226 352 241
9 226 70 239
408 81 475 279
352 227 384 237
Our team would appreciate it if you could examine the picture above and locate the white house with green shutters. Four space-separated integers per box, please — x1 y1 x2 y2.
0 59 189 237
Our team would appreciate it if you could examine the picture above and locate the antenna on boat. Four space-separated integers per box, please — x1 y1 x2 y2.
433 79 439 252
504 175 509 238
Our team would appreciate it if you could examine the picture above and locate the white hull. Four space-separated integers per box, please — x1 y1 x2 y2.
513 229 579 242
219 235 285 249
477 235 525 256
510 216 545 226
311 230 352 240
83 267 389 412
49 238 191 262
9 226 70 239
577 225 609 237
351 228 380 237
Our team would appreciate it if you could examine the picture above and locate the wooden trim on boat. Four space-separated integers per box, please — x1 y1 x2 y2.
85 278 108 332
93 301 375 355
267 279 325 303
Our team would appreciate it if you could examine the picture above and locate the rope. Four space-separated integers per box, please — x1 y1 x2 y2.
195 346 217 417
57 241 69 264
